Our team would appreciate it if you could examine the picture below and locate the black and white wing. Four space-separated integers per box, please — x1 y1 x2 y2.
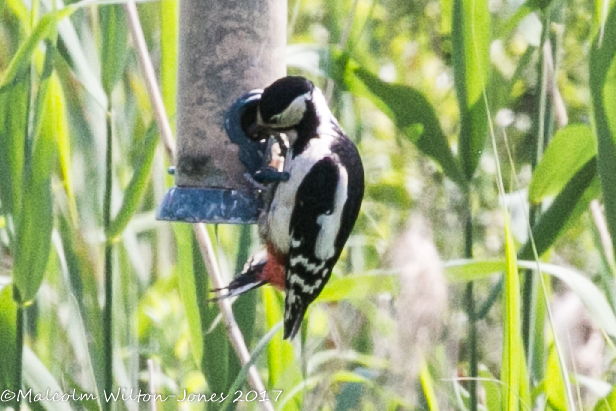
284 157 342 339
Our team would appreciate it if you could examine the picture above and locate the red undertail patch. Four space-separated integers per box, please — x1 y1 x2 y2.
260 244 286 290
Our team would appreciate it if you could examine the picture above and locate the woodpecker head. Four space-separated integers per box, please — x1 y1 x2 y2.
257 76 315 131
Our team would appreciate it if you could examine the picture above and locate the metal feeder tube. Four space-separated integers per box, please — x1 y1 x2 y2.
157 0 286 224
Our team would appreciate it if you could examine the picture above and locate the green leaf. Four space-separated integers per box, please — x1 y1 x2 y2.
160 0 178 119
595 384 616 411
445 259 616 338
496 0 556 39
0 286 17 392
48 73 77 225
440 0 453 34
280 371 373 410
13 65 59 302
232 226 257 347
263 287 302 410
46 0 107 108
106 124 159 239
226 226 257 400
452 0 490 180
316 273 398 302
32 46 77 226
443 259 507 282
14 168 54 304
193 233 231 405
560 175 601 235
419 361 440 411
519 158 597 260
173 224 203 364
0 9 72 90
219 322 283 411
545 344 567 411
529 124 597 203
332 53 466 188
57 215 105 398
356 67 465 187
174 225 235 407
100 4 128 95
591 1 616 256
0 80 28 219
501 218 526 411
308 350 389 372
23 347 71 411
478 366 501 411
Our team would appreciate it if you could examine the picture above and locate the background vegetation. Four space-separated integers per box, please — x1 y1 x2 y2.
1 0 616 409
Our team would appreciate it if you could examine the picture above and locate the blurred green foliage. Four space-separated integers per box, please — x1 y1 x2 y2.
1 0 616 409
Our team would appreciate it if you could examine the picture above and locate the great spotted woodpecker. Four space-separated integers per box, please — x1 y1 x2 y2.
216 76 364 340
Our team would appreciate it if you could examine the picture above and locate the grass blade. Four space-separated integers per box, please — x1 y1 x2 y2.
100 4 128 95
0 286 17 394
316 273 398 302
0 9 72 90
529 124 596 203
595 384 616 411
445 258 616 338
23 347 73 411
106 123 159 239
519 158 597 260
0 81 28 222
452 0 490 181
49 73 78 225
13 159 54 305
590 1 616 255
478 366 502 411
46 0 107 107
13 58 59 302
219 322 283 411
501 218 525 411
173 224 203 366
193 234 231 406
420 360 440 411
263 287 302 410
160 0 178 119
545 344 567 410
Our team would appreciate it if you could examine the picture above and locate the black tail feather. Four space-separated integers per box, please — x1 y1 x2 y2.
208 252 268 302
283 300 306 340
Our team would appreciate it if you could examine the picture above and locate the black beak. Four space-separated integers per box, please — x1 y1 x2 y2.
245 122 272 142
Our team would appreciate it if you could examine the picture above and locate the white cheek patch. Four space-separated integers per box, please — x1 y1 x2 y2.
276 93 310 128
315 164 348 260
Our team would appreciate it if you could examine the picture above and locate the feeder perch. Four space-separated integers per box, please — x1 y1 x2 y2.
156 0 286 224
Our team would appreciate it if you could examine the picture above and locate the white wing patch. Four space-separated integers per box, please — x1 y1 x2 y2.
288 272 323 294
265 86 343 256
266 136 335 254
289 254 326 273
315 164 348 260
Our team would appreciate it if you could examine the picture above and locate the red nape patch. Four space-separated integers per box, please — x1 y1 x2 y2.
259 244 286 290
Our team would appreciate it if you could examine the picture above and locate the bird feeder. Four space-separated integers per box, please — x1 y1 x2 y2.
157 0 286 224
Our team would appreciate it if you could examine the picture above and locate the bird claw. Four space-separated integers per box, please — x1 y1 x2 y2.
253 167 290 183
243 173 268 191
